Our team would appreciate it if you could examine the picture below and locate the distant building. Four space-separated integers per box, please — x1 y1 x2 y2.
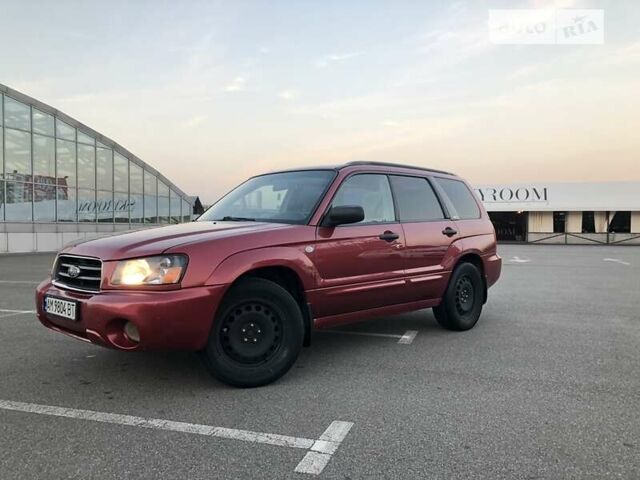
475 182 640 244
0 84 195 253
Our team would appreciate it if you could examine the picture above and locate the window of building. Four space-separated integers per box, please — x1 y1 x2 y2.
582 211 595 233
32 109 54 136
608 211 631 233
130 163 144 224
33 134 55 179
144 170 157 195
130 193 144 223
113 153 128 193
97 190 114 223
96 148 113 191
553 212 566 233
0 124 4 181
78 144 96 189
78 189 96 222
114 192 129 223
144 171 158 224
182 199 191 222
77 131 95 146
5 182 33 222
158 181 170 223
56 139 76 187
331 174 395 224
5 128 31 178
434 178 480 219
389 175 444 222
56 185 77 222
129 163 143 194
170 190 181 223
55 119 75 141
4 97 31 131
33 183 56 222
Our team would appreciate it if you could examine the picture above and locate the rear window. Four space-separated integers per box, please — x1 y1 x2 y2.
434 178 480 219
389 175 444 222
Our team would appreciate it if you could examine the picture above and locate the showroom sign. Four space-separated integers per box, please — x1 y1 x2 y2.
475 182 640 212
78 199 135 213
475 186 548 203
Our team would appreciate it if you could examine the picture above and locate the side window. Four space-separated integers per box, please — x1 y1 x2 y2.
332 174 395 224
434 178 480 220
389 176 444 222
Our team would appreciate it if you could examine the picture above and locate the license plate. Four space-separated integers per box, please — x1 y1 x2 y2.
44 296 77 321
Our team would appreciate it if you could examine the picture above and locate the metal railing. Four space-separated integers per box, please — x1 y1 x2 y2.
527 232 640 245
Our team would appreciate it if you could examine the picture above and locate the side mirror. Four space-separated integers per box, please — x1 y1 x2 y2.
322 205 365 227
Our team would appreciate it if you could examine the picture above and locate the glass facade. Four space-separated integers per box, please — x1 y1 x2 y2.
0 92 192 225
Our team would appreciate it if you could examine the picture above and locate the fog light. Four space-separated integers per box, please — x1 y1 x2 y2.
124 321 140 343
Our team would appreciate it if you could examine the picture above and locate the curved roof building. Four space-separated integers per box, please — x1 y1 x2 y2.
0 83 193 253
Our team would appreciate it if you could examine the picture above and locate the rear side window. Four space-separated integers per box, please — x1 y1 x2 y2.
435 178 480 219
389 176 444 222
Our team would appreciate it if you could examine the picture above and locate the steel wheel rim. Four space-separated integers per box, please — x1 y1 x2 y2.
455 276 475 315
219 301 283 365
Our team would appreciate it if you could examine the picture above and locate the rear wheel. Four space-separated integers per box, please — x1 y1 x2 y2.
433 262 484 331
202 278 304 387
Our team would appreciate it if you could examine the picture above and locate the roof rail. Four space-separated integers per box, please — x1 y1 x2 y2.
342 161 452 175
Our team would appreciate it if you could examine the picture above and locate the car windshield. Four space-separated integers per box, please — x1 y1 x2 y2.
198 170 336 224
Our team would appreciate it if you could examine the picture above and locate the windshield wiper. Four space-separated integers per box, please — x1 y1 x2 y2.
218 216 257 222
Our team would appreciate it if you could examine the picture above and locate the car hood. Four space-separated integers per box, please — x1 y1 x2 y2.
63 221 290 261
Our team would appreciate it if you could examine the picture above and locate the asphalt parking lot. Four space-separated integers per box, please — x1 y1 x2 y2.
0 245 638 479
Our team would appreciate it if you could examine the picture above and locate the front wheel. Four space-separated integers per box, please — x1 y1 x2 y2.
202 278 304 388
433 262 484 331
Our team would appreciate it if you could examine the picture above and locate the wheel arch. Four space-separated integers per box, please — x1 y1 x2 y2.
208 248 317 346
454 252 487 303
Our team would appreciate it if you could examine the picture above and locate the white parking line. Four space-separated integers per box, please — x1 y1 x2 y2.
603 258 631 266
0 309 36 319
320 329 419 344
0 399 353 475
398 330 418 344
295 421 354 474
0 280 41 285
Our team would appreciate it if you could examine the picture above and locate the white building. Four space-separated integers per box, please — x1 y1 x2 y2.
475 182 640 245
0 84 194 254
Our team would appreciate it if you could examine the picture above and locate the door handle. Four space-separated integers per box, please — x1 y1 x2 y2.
379 231 400 242
442 227 457 237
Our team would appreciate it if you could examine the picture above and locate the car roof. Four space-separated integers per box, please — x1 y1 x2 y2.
266 161 455 177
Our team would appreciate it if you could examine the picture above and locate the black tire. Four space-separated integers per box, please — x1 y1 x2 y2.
433 262 484 331
202 278 304 388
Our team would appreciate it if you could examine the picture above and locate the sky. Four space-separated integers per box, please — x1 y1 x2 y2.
1 0 639 203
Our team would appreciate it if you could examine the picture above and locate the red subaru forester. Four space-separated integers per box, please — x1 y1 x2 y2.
36 162 501 387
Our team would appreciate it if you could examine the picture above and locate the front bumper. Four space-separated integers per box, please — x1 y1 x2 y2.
35 280 228 351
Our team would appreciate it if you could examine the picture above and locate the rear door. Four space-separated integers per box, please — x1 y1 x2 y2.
312 173 410 317
388 175 458 301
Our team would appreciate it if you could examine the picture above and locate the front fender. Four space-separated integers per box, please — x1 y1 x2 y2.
205 246 319 289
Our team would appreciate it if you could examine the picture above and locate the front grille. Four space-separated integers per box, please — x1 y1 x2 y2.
53 255 102 293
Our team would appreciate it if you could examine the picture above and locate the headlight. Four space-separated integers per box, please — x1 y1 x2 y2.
111 255 187 286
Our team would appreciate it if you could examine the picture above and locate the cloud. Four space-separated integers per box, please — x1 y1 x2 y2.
315 52 363 68
224 76 247 92
278 89 299 101
603 41 640 66
182 115 208 128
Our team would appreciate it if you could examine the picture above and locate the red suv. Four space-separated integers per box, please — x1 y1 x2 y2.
36 162 501 387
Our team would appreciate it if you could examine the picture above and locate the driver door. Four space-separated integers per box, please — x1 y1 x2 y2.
311 174 411 318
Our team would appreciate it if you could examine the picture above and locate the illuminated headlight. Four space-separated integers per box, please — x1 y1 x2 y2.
111 255 187 286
